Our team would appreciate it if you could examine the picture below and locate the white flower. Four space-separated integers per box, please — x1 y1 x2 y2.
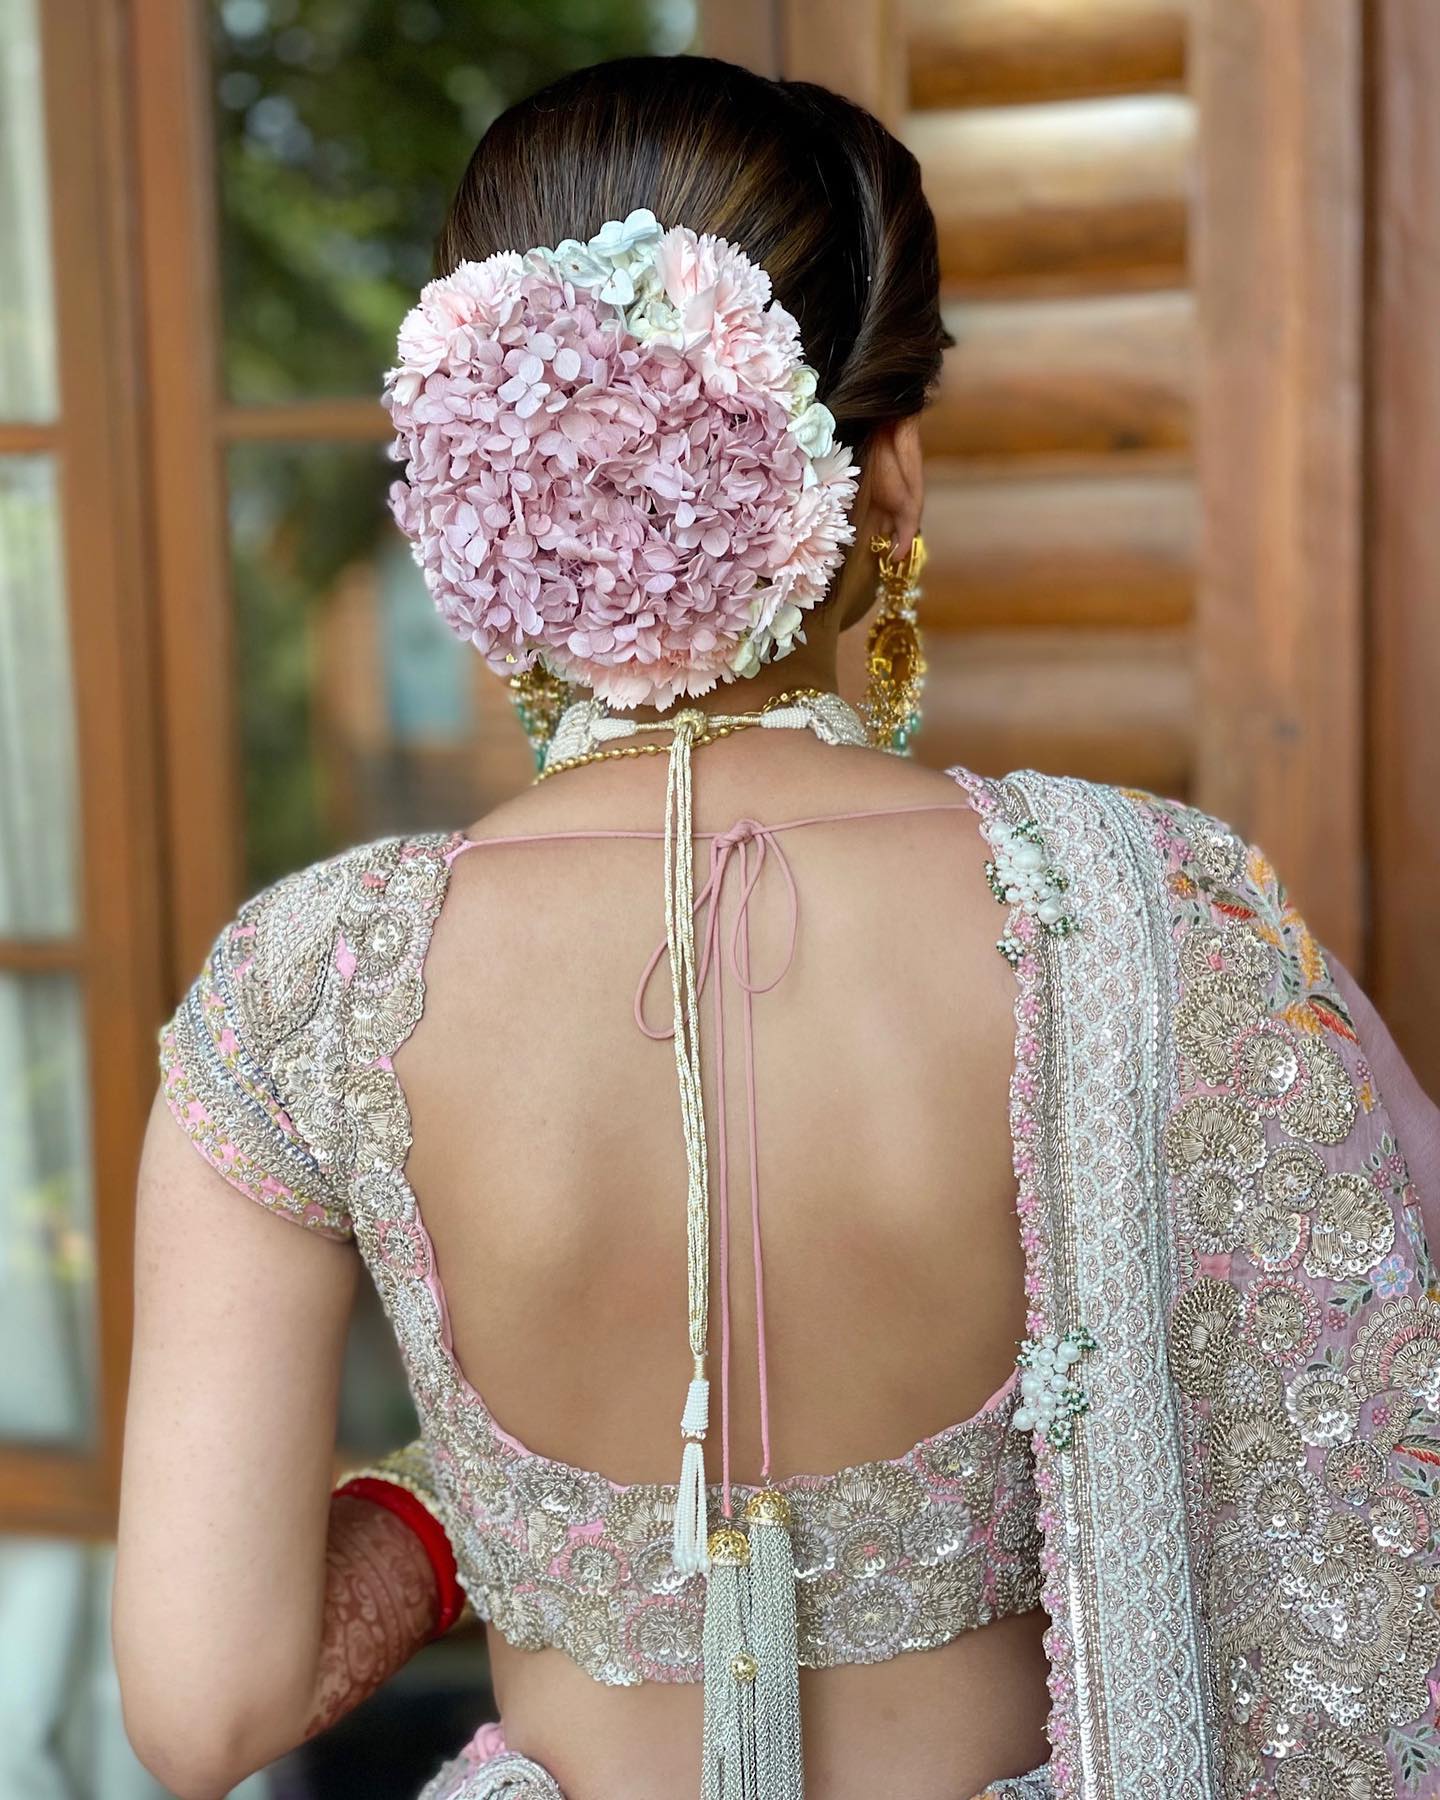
767 602 804 656
546 239 609 287
583 211 665 310
788 400 837 458
731 595 806 677
788 365 819 413
628 292 684 346
598 264 637 306
588 208 662 262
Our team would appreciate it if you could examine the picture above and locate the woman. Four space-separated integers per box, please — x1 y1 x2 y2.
114 55 1440 1800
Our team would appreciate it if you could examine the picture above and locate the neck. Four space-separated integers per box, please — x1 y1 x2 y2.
621 638 842 727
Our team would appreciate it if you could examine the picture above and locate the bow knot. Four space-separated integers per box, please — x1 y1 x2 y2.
635 815 801 1038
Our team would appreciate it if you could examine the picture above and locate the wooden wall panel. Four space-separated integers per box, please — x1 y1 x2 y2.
0 0 171 1533
897 0 1199 801
1367 1 1440 1094
911 96 1192 296
1190 0 1365 963
919 630 1193 796
129 0 240 977
922 471 1194 630
928 292 1193 459
778 0 902 120
908 0 1187 108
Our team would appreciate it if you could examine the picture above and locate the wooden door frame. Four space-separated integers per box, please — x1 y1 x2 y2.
128 0 243 980
0 0 168 1534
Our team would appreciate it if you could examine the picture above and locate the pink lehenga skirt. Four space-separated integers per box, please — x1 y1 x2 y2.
417 1721 1054 1799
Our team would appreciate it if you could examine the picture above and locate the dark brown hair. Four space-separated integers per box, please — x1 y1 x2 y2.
437 55 950 457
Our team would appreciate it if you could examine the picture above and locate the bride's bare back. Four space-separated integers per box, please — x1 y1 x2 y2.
399 731 1050 1799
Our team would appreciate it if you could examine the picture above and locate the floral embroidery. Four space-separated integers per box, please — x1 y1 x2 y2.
1140 792 1440 1795
1165 1095 1268 1176
1262 1142 1327 1209
1285 1365 1361 1447
1273 1728 1395 1800
1374 1254 1414 1301
1305 1173 1395 1281
1354 1297 1440 1408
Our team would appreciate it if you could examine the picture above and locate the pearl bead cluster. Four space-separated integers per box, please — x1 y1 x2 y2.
1014 1324 1097 1448
985 816 1081 965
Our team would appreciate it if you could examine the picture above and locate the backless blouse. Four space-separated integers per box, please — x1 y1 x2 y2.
158 780 1043 1685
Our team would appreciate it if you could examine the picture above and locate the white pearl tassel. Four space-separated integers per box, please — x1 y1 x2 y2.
675 1377 712 1574
674 1436 710 1577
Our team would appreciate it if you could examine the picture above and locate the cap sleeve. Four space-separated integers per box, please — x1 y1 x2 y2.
158 854 358 1242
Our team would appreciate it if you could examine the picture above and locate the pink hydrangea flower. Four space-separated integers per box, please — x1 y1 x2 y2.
382 212 858 709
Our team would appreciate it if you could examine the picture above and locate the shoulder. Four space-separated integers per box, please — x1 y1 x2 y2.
206 829 463 1055
973 768 1349 1009
157 829 463 1238
973 770 1289 924
1106 785 1338 999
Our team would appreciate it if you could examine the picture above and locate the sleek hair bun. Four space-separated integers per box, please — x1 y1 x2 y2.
437 55 950 457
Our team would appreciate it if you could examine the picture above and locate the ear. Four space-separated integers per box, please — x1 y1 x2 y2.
863 415 924 561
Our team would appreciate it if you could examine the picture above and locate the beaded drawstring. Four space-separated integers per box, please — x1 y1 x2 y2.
663 710 716 1575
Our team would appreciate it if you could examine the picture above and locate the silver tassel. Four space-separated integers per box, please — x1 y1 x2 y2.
744 1490 804 1800
702 1523 759 1800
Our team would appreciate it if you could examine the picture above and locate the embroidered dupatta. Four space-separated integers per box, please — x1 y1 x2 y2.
957 770 1440 1800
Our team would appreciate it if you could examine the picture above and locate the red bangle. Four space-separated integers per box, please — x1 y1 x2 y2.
336 1474 467 1639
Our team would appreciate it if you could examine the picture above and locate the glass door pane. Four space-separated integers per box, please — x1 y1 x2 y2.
0 972 95 1446
0 454 79 936
0 0 58 421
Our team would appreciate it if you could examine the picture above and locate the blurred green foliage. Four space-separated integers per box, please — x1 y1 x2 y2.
228 439 388 887
213 0 695 402
215 0 695 887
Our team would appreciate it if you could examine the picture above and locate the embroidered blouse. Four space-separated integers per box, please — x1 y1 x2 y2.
158 796 1044 1685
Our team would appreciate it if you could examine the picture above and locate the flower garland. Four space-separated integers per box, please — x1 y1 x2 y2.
383 208 859 710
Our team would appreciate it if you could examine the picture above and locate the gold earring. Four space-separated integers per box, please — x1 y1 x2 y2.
861 532 927 754
508 663 574 771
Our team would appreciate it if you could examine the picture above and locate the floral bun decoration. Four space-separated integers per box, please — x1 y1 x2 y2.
382 208 858 710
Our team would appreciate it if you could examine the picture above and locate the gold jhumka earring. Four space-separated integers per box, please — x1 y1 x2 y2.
861 532 927 754
508 663 575 771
